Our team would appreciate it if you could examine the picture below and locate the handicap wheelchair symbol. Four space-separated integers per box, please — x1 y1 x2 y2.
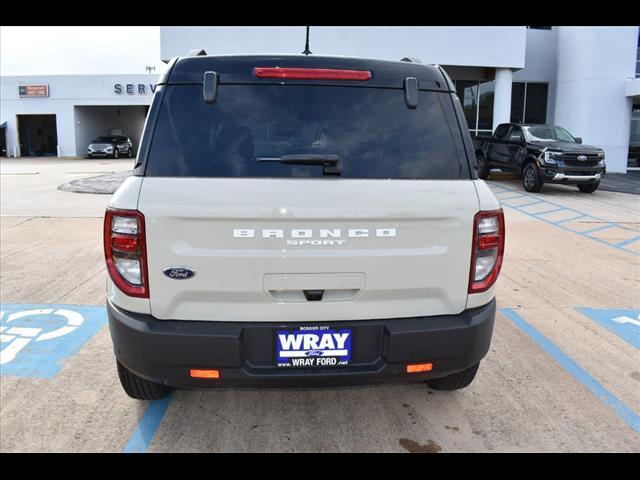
0 304 106 378
0 308 84 365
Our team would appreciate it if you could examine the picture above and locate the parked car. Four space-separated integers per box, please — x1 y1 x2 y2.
88 135 133 159
104 53 505 400
474 123 606 193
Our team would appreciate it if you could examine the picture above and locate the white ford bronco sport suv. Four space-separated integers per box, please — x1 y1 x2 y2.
104 52 505 400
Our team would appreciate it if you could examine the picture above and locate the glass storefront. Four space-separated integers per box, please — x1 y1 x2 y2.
636 29 639 78
456 80 478 134
454 80 495 137
524 83 548 123
477 81 495 131
454 78 548 137
510 82 548 124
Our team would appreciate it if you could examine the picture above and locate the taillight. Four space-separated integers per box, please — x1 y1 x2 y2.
253 67 372 81
104 208 149 298
468 209 505 294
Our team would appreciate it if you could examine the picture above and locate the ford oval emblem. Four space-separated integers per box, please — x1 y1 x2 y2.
305 350 324 357
163 267 196 280
577 155 588 161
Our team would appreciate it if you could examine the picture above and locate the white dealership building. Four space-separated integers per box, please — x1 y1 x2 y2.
1 26 639 172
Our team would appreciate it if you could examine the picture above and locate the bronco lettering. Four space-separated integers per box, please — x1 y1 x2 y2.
233 228 397 239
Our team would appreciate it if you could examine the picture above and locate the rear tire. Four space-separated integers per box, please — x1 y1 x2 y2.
425 363 480 391
577 181 599 193
522 162 543 192
117 361 172 400
476 152 490 180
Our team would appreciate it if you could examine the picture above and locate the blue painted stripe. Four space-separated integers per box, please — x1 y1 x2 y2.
616 235 640 247
123 393 174 453
576 308 640 350
498 194 527 201
502 308 640 434
553 214 586 225
581 224 616 235
492 183 639 256
516 200 545 208
534 207 567 216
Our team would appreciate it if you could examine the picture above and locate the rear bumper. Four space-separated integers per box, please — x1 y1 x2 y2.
107 298 496 388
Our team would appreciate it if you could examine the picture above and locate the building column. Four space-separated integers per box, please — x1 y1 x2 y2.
554 26 638 173
492 68 513 131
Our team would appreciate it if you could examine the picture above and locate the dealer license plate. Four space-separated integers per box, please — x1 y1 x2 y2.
276 326 352 368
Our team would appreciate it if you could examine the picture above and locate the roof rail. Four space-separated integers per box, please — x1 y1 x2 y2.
188 49 208 57
400 56 422 64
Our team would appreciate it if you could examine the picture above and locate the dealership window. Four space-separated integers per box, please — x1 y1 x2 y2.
629 103 640 169
636 29 639 78
510 82 548 124
455 80 477 132
454 80 495 137
455 79 547 136
637 51 639 79
510 83 525 123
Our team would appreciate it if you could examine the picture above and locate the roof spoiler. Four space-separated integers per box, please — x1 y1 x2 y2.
434 65 456 92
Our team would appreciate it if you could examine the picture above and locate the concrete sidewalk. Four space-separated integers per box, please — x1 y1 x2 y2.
599 171 640 195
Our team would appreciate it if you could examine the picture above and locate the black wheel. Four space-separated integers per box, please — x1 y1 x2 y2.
117 361 172 400
113 148 119 159
577 181 599 193
476 152 490 180
522 162 543 192
425 363 480 391
127 148 133 158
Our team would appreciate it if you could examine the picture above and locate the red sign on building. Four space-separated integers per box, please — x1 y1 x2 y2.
18 84 49 97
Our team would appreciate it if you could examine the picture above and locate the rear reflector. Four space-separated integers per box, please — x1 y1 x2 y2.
253 67 371 81
190 369 220 379
406 363 433 373
111 234 139 253
478 234 500 250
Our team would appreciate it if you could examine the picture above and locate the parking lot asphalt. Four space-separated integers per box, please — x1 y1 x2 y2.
1 159 639 452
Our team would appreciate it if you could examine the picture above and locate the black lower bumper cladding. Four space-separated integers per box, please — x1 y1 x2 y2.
541 166 606 183
108 299 496 388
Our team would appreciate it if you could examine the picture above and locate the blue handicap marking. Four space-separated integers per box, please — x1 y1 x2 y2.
576 308 640 350
0 303 107 378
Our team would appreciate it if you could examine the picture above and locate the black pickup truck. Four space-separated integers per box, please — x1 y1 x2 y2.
474 123 606 193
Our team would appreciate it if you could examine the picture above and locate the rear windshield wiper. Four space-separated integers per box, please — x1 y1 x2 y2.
256 154 343 176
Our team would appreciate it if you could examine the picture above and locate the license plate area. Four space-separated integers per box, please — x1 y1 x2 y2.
275 326 352 368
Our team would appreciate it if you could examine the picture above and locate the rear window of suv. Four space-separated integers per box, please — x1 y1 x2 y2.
145 84 470 179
